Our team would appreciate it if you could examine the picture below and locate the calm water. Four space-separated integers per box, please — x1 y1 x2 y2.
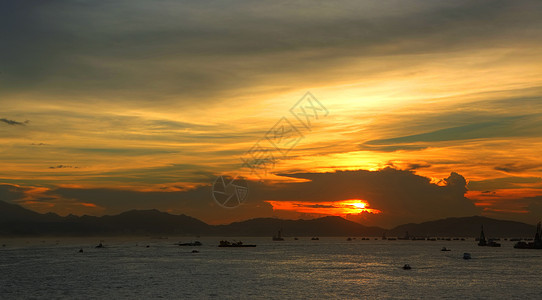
1 237 541 299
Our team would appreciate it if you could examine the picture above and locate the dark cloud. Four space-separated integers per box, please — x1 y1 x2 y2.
49 165 78 169
360 114 542 152
468 176 542 191
249 168 479 227
1 0 540 102
0 184 26 202
494 163 542 173
0 118 28 126
406 163 432 170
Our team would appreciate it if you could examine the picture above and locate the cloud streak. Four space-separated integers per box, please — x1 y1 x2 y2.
0 118 27 126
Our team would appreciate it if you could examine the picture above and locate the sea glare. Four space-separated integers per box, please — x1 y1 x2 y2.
1 237 541 299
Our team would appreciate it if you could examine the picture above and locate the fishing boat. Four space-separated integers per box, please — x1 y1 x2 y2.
463 253 471 260
218 240 256 247
272 229 284 241
514 222 542 249
478 226 487 246
478 226 501 247
177 241 202 246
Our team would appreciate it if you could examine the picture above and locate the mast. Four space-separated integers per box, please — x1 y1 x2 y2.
478 225 487 246
535 222 542 249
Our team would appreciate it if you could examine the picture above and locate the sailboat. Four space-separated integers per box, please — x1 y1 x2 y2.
477 226 487 246
272 229 284 241
514 222 542 249
478 226 501 247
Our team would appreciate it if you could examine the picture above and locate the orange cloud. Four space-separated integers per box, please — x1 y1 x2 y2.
266 199 381 216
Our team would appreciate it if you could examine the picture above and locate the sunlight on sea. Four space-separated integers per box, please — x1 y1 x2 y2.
1 237 541 299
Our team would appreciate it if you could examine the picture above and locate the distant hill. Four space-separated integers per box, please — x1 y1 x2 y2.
214 216 384 237
0 201 212 236
0 201 537 237
388 216 536 238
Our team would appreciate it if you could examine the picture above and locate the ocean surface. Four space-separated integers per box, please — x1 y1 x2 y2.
1 237 541 299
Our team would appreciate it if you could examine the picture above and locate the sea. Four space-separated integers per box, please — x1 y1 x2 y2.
1 237 541 299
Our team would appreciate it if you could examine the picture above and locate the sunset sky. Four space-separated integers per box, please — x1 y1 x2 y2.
1 0 542 228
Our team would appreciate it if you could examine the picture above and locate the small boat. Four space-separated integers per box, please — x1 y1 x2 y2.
514 221 542 249
402 264 411 270
272 229 284 241
311 237 319 241
218 240 256 247
441 247 451 252
346 237 352 241
398 231 410 240
177 241 202 246
78 248 84 253
487 239 501 247
95 242 104 248
478 226 487 246
463 253 471 260
294 237 299 240
191 250 199 253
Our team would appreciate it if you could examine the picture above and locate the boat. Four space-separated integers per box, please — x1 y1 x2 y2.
398 231 410 240
177 241 202 246
514 222 542 249
191 250 199 253
311 237 319 241
478 226 501 247
487 239 501 247
294 237 299 240
95 242 104 248
402 264 411 270
346 237 352 241
478 226 487 246
272 229 284 241
78 248 84 253
463 253 471 260
441 247 451 252
218 240 256 247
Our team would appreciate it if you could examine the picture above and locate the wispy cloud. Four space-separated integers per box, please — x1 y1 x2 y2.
0 118 28 126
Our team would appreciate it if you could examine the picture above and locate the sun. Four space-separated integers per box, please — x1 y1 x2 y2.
349 201 366 209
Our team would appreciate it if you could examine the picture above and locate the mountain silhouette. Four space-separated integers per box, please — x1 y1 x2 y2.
0 201 537 237
388 216 535 238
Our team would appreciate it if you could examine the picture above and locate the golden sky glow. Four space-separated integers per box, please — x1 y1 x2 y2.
1 1 542 227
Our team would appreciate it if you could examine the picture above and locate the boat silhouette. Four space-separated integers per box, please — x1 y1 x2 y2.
177 241 202 246
514 222 542 249
218 240 256 247
478 226 500 247
272 229 284 241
